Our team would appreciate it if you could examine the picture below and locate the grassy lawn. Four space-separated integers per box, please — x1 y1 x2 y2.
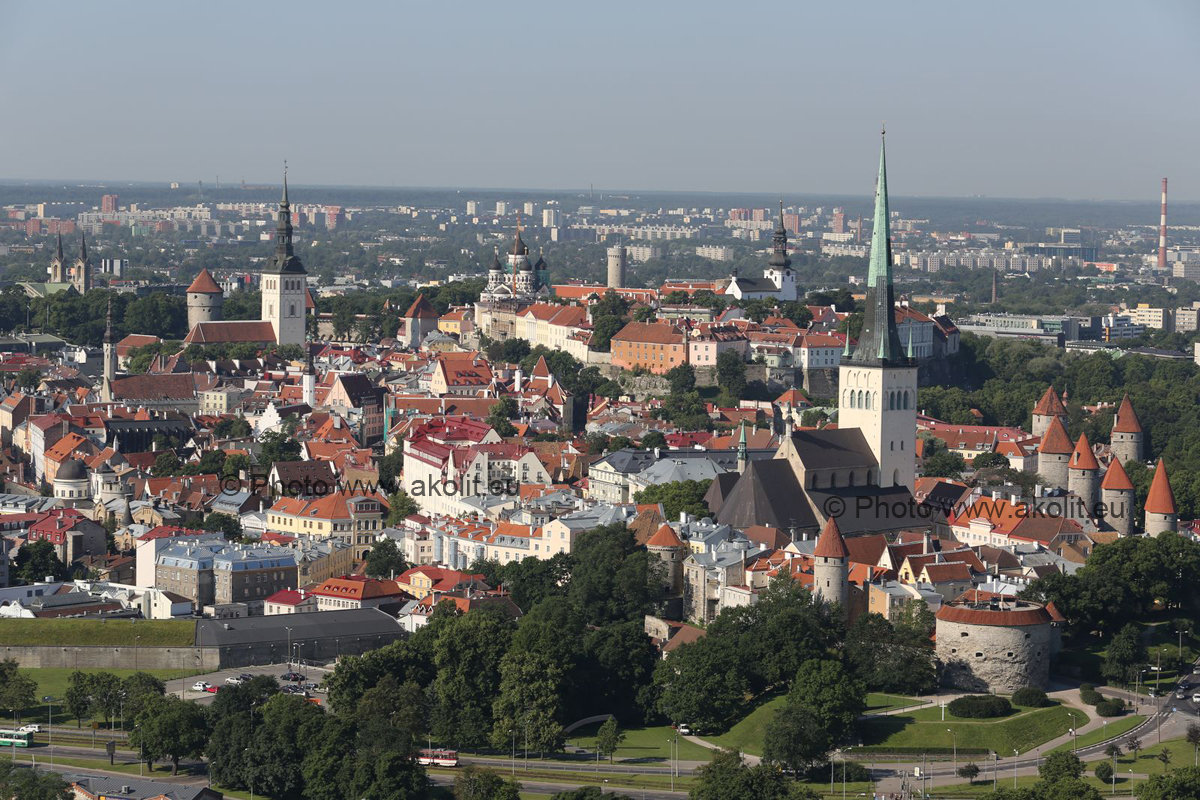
703 693 786 756
865 692 922 713
568 721 713 763
1120 736 1200 775
0 618 194 647
5 668 201 727
928 773 1142 797
859 702 1082 755
430 765 695 793
1047 714 1145 754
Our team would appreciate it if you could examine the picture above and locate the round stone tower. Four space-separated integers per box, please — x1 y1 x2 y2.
812 517 849 616
1110 394 1143 466
1036 416 1073 492
935 596 1057 693
1100 458 1135 537
646 523 687 596
606 244 627 290
186 268 223 330
1066 433 1099 511
1031 386 1067 439
1144 458 1178 534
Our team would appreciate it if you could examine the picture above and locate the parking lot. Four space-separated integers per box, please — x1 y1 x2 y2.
166 661 335 706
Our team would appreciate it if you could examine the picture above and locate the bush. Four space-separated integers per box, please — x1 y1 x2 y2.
1094 760 1114 783
948 695 1013 719
1080 687 1105 706
1011 687 1051 708
1095 699 1126 717
805 761 870 783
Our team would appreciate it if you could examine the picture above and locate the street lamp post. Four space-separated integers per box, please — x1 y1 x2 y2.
948 728 957 779
1013 749 1019 788
43 696 53 767
285 626 293 671
1067 712 1077 751
511 729 516 776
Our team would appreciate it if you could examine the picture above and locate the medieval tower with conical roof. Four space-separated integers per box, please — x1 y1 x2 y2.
1036 416 1073 492
260 167 307 347
1144 458 1178 534
1110 394 1143 466
837 132 917 490
1066 433 1099 510
1031 387 1067 439
186 268 224 330
1100 458 1135 537
812 516 849 616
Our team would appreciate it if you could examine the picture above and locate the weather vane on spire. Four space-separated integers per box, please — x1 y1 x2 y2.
881 122 886 137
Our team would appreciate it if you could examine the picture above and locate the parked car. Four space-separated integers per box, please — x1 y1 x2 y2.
239 673 254 682
1193 693 1200 704
17 725 39 733
225 676 245 686
280 671 306 682
1176 689 1187 700
192 681 212 692
676 724 691 736
205 685 220 694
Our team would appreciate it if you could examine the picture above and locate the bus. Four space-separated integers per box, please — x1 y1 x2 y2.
417 749 458 767
0 730 32 748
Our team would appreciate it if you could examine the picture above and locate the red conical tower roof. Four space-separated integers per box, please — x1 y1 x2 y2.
186 268 222 294
1069 434 1099 471
1112 394 1143 434
1101 458 1134 492
1037 416 1073 455
1033 386 1067 416
647 523 684 548
813 516 848 559
1145 458 1177 515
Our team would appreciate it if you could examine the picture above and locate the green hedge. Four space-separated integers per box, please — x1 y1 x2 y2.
1095 699 1125 717
948 695 1013 719
1011 687 1051 708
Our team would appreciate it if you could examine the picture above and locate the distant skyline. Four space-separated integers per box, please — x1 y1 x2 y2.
1 1 1198 201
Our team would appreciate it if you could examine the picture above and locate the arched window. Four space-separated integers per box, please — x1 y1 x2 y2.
848 471 856 487
829 473 837 488
903 391 911 410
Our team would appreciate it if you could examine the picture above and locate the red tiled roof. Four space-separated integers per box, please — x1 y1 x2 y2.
1033 387 1067 416
1069 434 1099 471
813 517 848 558
186 268 222 294
646 523 684 548
1100 458 1133 492
1112 394 1143 434
1145 458 1176 515
1037 417 1073 455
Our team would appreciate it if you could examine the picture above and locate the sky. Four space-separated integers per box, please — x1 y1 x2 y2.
2 0 1198 201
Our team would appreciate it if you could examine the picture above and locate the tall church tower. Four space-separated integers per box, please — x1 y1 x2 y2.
73 234 92 293
50 233 66 283
763 202 797 301
837 131 917 490
260 167 307 347
101 297 116 403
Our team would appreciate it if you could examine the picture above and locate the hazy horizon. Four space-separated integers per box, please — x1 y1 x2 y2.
2 0 1198 202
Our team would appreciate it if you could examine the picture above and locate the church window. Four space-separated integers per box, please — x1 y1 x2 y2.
903 391 911 410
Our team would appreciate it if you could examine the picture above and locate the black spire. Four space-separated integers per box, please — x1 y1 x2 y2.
55 233 64 262
79 233 89 262
265 163 305 275
103 296 113 345
768 200 791 268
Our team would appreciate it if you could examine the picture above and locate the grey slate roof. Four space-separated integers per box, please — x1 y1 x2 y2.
195 607 400 647
713 459 818 532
